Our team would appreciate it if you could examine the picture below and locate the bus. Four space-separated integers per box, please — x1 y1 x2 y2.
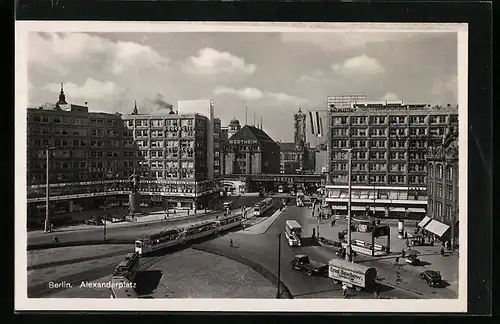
285 220 302 246
135 228 182 256
112 252 140 282
184 220 217 241
215 214 243 233
296 190 305 207
253 198 273 216
278 185 284 193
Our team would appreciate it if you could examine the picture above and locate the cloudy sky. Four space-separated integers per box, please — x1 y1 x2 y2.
27 31 458 143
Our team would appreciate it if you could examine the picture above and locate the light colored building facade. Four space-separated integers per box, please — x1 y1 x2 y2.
323 101 459 219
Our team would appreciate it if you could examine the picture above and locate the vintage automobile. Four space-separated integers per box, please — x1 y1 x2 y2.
289 254 328 277
420 270 442 287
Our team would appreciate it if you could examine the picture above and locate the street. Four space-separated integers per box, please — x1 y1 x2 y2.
196 203 424 299
27 196 260 247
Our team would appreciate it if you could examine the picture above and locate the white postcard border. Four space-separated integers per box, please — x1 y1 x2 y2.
15 21 468 313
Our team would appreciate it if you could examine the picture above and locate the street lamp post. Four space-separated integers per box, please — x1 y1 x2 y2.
342 148 353 262
103 206 107 244
276 232 282 299
44 147 55 233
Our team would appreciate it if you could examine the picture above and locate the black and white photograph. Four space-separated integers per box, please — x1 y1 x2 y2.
15 22 468 312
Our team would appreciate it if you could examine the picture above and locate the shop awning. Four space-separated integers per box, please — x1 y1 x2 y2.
424 219 450 237
374 207 386 212
391 207 406 212
408 208 427 213
331 205 347 210
351 206 368 211
418 216 432 228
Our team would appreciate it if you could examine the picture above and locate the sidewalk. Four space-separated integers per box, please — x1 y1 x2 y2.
28 209 213 237
304 209 459 295
241 207 286 235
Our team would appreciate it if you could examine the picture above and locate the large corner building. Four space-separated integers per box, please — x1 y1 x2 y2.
323 100 459 220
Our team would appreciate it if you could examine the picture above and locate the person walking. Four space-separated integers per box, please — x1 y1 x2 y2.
374 285 380 299
401 249 406 258
229 238 234 248
342 283 348 298
396 270 402 283
394 256 400 266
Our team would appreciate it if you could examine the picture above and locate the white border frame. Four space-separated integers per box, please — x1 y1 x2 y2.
15 22 468 312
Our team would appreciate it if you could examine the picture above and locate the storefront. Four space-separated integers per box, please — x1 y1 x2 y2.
423 219 450 242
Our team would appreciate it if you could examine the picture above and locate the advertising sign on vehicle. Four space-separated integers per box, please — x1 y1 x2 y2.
328 265 366 287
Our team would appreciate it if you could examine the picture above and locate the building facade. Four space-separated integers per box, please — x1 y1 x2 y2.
323 101 459 219
426 130 459 246
223 125 281 175
227 118 241 139
27 90 218 222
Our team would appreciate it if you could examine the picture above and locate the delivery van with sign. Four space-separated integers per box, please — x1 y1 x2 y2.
328 258 378 291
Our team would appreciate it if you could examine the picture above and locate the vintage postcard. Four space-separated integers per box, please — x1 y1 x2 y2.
15 21 468 312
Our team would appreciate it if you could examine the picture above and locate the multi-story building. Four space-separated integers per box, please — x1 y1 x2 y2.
223 125 281 176
213 118 222 178
27 89 219 223
323 101 459 219
425 130 459 246
121 106 217 209
27 86 131 216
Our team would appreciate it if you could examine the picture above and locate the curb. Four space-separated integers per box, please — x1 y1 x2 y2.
192 244 293 299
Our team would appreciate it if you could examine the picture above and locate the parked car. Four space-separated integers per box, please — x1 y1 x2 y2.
289 254 328 277
85 218 103 226
420 270 442 287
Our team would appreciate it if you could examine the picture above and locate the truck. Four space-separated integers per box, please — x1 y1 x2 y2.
328 258 377 291
289 254 328 277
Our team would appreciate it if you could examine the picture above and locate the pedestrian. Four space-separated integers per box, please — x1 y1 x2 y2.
440 247 445 256
401 249 406 258
342 283 348 298
229 238 234 247
374 285 380 299
405 239 409 248
52 235 59 244
394 256 400 266
396 271 402 283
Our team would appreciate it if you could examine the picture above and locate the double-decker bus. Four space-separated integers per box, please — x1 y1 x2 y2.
215 214 243 233
285 220 302 246
135 228 182 256
184 220 216 241
253 198 273 216
112 252 140 282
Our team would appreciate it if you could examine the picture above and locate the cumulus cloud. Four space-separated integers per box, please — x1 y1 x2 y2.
214 86 307 105
281 32 414 52
298 75 320 82
43 78 120 100
184 47 257 76
332 55 385 75
28 32 169 76
381 92 400 101
214 86 264 101
431 75 458 103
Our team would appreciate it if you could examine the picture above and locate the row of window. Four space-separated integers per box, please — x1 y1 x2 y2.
331 115 457 126
429 182 455 200
330 174 426 185
30 115 121 126
428 199 456 222
125 119 196 128
331 151 426 161
330 163 426 172
332 139 427 149
429 163 455 181
332 126 450 138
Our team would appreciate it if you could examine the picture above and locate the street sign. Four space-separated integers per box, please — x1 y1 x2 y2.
372 225 390 238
